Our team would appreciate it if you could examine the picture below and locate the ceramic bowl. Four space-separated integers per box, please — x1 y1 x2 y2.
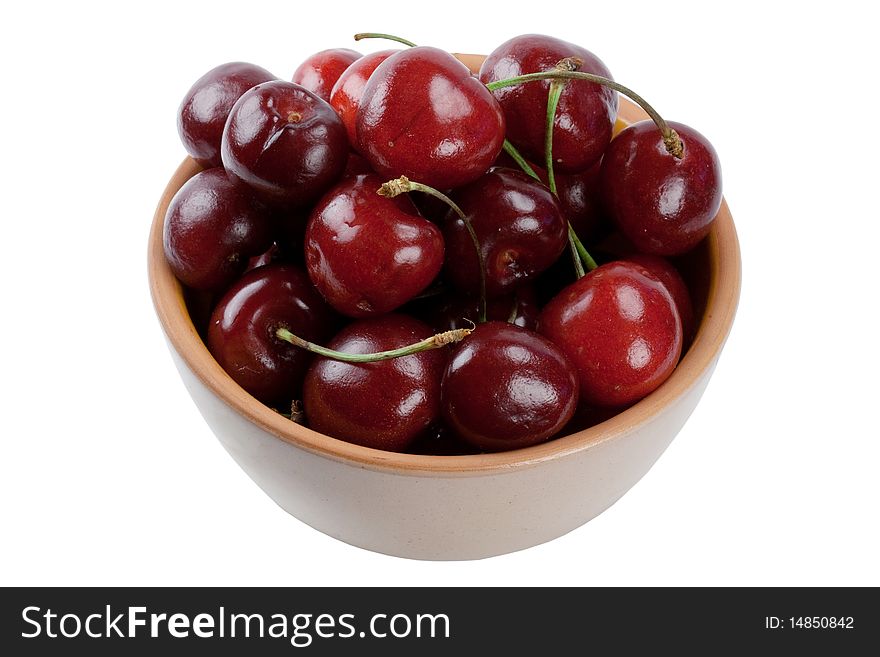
148 58 741 560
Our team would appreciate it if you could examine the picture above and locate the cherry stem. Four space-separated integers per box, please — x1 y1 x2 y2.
353 33 417 48
275 324 472 363
568 225 596 272
412 283 447 300
507 291 521 325
544 63 597 276
544 78 565 197
502 139 539 180
546 77 589 277
378 176 487 323
486 69 683 158
285 400 305 424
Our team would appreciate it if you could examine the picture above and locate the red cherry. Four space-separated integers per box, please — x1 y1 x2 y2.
623 254 695 346
442 322 579 451
207 264 338 406
601 120 722 255
291 48 361 102
221 81 348 207
163 168 273 292
443 168 567 298
303 315 446 452
538 261 683 407
544 162 608 241
492 150 609 241
177 62 276 168
329 49 398 149
480 34 617 173
305 174 444 317
356 47 506 189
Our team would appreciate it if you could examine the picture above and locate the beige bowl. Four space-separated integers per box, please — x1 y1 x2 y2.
148 65 741 560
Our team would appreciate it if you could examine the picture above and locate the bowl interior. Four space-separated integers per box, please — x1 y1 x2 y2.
149 97 741 476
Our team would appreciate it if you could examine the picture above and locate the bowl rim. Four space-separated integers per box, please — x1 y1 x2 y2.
148 96 741 478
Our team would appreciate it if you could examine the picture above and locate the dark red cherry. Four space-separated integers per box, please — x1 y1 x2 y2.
221 81 348 207
444 168 567 298
163 168 273 292
305 174 444 317
480 34 617 173
601 120 722 255
442 322 578 451
207 264 337 406
291 48 361 102
623 254 695 346
544 162 609 241
357 47 506 189
329 49 398 149
412 286 540 333
177 62 276 168
492 150 609 241
303 315 446 452
538 261 683 407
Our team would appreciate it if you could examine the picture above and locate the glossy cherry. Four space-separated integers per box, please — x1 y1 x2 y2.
177 62 277 168
303 315 446 451
329 49 398 149
291 48 361 102
356 47 506 189
601 120 722 255
207 264 337 406
443 167 567 298
493 151 608 240
305 174 444 317
480 34 617 173
442 322 578 451
163 168 273 292
623 253 695 346
221 80 348 207
538 261 683 407
546 163 608 241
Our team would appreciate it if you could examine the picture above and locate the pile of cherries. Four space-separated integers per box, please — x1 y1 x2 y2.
164 33 722 455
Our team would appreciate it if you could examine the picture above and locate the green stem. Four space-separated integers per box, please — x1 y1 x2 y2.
567 239 584 278
569 224 597 271
507 291 521 325
353 33 417 48
544 79 564 197
412 283 447 300
276 325 471 363
378 176 487 323
502 139 539 180
545 73 596 276
487 69 683 158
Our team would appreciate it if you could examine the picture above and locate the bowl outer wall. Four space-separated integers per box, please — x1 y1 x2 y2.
148 57 741 559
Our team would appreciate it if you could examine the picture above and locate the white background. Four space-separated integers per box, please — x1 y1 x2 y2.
1 0 878 586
